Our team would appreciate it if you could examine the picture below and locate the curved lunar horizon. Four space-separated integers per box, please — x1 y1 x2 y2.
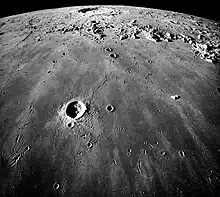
0 5 220 197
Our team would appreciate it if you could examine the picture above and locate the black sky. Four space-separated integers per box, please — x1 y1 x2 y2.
0 1 219 22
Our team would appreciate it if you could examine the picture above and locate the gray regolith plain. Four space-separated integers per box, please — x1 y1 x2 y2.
0 5 220 197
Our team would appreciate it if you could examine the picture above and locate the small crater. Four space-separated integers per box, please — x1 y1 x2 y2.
178 150 185 157
77 151 83 155
67 122 72 128
53 182 60 190
109 53 118 58
87 141 93 148
106 105 115 112
171 95 181 100
80 133 87 138
24 146 31 152
105 47 113 52
160 150 166 156
127 149 132 156
47 70 51 74
66 100 87 120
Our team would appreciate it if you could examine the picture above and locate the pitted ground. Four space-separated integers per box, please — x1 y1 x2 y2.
0 6 220 197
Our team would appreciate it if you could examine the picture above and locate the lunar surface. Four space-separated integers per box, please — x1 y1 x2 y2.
0 5 220 197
